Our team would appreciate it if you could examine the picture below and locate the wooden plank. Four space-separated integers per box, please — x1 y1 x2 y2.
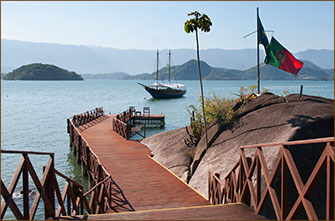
57 203 265 220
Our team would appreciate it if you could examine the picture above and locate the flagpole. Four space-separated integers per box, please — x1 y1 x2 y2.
257 7 260 95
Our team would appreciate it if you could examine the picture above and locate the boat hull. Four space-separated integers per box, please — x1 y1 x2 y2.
139 83 186 99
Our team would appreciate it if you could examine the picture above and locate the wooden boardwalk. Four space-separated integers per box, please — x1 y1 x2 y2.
58 203 265 220
80 115 209 212
66 114 265 219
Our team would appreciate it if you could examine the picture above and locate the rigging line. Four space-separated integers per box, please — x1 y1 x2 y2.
151 50 157 81
243 30 275 38
169 51 177 82
157 50 161 79
243 31 257 39
243 29 275 69
164 50 170 82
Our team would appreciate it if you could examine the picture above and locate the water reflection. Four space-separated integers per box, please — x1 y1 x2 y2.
66 148 90 193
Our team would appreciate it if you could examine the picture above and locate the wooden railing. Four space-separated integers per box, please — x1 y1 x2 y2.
71 107 104 128
83 175 113 214
208 137 334 220
116 108 133 123
67 116 134 213
112 117 130 139
112 107 146 140
0 150 88 220
68 116 111 183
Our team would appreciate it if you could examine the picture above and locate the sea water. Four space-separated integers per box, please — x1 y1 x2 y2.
1 79 333 219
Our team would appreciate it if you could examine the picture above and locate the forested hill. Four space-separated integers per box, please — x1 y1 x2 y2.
4 63 83 80
123 59 334 81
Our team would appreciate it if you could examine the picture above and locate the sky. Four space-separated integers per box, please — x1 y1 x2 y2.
1 1 334 52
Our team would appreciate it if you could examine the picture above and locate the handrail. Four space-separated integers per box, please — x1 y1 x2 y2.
71 107 104 128
113 107 147 140
83 175 111 197
1 150 54 155
54 169 83 188
67 111 135 214
1 151 85 220
113 117 130 139
68 115 111 179
67 115 115 213
208 137 334 220
240 137 334 149
1 148 113 220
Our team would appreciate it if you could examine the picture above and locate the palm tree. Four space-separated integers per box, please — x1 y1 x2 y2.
184 11 212 150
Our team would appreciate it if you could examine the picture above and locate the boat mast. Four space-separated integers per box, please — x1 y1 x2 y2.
257 7 260 94
168 50 171 83
156 49 159 83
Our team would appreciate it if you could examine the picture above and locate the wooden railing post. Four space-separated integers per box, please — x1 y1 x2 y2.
256 148 261 208
44 154 55 220
281 145 288 220
22 154 29 220
77 135 82 163
326 141 334 220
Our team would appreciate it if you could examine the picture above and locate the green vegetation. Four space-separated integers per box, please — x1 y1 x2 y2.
185 86 258 147
4 63 83 80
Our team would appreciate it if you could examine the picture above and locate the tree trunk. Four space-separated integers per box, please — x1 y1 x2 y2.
195 28 209 150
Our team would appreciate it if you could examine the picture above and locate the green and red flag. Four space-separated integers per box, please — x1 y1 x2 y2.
265 37 304 76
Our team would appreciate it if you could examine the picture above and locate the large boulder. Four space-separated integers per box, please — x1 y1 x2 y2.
190 119 222 176
141 127 196 182
189 94 334 198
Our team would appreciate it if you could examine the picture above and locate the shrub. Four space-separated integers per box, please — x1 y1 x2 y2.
185 86 260 147
185 93 238 147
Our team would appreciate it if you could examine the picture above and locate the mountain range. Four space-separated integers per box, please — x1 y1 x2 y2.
82 59 333 81
1 39 334 75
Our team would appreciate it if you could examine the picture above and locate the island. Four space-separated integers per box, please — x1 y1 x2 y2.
3 63 83 80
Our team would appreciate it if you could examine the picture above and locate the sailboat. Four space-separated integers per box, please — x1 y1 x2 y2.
138 50 186 99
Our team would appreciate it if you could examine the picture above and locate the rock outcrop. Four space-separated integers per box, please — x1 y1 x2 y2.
141 127 196 182
142 93 334 203
189 93 334 197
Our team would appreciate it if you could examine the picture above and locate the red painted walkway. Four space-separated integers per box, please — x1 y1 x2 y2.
63 115 265 219
80 115 210 211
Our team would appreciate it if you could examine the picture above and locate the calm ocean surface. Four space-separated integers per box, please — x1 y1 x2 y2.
1 79 334 219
